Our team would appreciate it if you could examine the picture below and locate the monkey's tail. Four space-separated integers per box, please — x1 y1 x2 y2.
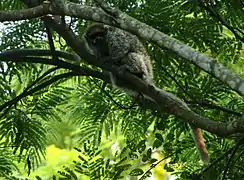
190 125 209 165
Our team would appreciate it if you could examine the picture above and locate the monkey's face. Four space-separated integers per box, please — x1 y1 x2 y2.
89 32 105 45
86 31 109 57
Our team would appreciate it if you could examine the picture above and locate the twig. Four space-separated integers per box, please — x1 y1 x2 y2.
186 101 242 117
197 0 244 42
199 147 234 177
91 78 137 110
23 67 59 93
139 155 171 180
161 67 242 117
161 66 191 98
221 138 244 180
139 144 199 180
0 72 79 112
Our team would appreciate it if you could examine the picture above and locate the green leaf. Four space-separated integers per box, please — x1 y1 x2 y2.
129 168 144 176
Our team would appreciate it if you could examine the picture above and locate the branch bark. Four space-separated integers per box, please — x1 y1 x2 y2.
0 49 80 62
0 3 51 22
0 52 108 81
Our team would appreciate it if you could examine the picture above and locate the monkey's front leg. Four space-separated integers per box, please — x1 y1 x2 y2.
101 55 124 66
101 50 131 66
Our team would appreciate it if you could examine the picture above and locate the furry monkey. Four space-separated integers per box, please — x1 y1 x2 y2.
83 23 209 164
83 23 153 96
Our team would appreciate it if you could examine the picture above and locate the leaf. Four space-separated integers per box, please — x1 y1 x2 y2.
142 154 148 162
146 148 152 157
155 133 164 142
150 158 158 164
153 139 162 149
129 168 144 176
137 140 146 153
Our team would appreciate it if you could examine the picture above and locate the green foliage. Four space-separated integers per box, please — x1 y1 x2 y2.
51 139 163 180
0 152 18 177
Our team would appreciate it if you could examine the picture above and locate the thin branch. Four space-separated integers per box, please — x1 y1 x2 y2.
199 147 235 177
0 105 12 120
91 80 137 110
161 67 242 117
44 21 59 61
0 55 107 81
186 101 242 117
139 155 170 180
0 72 78 112
233 149 244 165
23 67 59 93
139 144 201 180
221 138 244 180
196 0 244 42
161 67 191 97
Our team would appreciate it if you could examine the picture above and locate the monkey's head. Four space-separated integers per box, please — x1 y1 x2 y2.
84 23 109 57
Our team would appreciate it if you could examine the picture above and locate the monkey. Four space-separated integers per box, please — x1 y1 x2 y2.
83 23 153 97
83 23 209 164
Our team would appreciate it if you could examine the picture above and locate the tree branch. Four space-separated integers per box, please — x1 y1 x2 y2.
116 69 244 137
0 72 77 112
186 100 242 117
0 3 51 22
23 66 59 93
0 49 80 62
0 54 108 82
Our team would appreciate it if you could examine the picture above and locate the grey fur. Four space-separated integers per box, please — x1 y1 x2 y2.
84 23 153 96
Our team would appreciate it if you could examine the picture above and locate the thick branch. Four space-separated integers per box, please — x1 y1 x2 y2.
0 4 50 22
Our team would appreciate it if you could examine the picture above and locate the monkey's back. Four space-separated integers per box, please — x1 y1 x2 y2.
105 25 153 82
